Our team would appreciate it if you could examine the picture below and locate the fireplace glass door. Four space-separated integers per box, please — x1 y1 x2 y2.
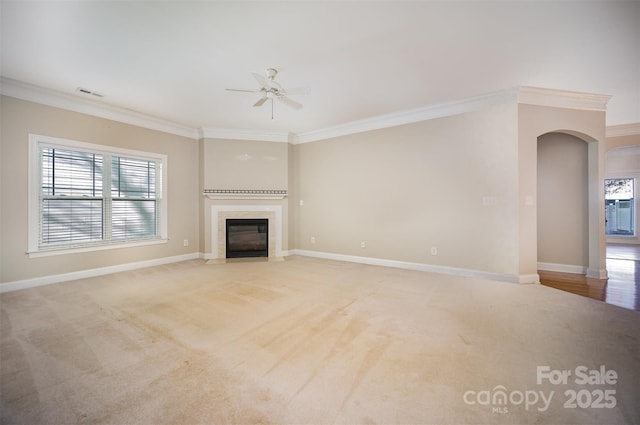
226 219 268 258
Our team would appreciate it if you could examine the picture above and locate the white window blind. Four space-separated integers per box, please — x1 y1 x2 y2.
111 157 157 240
41 148 104 245
29 135 167 255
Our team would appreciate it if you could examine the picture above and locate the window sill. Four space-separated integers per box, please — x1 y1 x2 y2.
28 238 168 258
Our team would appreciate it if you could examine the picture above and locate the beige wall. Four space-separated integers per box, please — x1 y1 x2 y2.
292 104 608 281
288 143 297 250
202 138 288 190
294 103 521 277
198 138 206 253
606 133 640 152
537 133 589 269
0 96 200 283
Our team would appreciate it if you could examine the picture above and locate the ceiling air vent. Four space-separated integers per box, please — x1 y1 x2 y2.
76 87 104 98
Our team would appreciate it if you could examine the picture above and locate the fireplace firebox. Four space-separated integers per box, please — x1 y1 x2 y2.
226 219 269 258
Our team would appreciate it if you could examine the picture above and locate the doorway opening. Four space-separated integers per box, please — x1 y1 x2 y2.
605 178 635 236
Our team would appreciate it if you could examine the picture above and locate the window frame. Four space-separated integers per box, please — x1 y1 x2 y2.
28 134 168 257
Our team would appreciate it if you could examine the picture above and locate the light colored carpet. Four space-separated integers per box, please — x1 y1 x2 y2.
1 256 639 424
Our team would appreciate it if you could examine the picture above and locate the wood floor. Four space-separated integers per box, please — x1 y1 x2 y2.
539 244 640 311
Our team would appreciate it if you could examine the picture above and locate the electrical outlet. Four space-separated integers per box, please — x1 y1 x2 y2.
183 239 189 247
311 236 316 244
361 241 366 249
431 246 438 255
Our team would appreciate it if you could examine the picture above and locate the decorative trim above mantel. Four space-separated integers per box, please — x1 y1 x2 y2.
203 189 288 200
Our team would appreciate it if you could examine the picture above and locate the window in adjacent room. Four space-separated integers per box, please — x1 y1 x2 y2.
605 178 635 236
29 134 167 256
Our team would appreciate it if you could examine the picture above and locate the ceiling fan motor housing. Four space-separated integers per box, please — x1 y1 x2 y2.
266 68 278 80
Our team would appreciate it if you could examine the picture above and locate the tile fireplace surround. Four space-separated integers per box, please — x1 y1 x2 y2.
209 205 283 260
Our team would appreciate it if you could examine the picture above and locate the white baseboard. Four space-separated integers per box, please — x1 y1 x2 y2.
537 262 588 275
0 252 202 293
292 249 538 284
0 249 541 293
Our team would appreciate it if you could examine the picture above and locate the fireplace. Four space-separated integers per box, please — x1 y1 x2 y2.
225 218 269 258
208 205 282 261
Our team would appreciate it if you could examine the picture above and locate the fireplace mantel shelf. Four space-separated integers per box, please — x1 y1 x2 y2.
203 189 288 200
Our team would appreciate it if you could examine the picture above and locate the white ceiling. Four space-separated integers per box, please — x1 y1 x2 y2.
2 1 639 136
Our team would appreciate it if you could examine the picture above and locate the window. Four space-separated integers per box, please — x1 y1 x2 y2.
29 134 167 256
111 156 158 240
605 178 635 236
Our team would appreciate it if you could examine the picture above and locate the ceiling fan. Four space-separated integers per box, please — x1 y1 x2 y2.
226 68 307 120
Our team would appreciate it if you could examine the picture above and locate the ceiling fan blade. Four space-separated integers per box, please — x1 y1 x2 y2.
226 88 261 93
252 72 268 88
279 95 303 110
253 96 268 107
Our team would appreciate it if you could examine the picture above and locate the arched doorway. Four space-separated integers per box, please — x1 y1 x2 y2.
537 132 589 273
535 130 606 279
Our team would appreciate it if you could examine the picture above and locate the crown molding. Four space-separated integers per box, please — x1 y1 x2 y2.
198 127 291 143
606 123 640 138
294 88 520 144
517 86 611 112
0 77 199 139
2 78 615 145
293 86 613 144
